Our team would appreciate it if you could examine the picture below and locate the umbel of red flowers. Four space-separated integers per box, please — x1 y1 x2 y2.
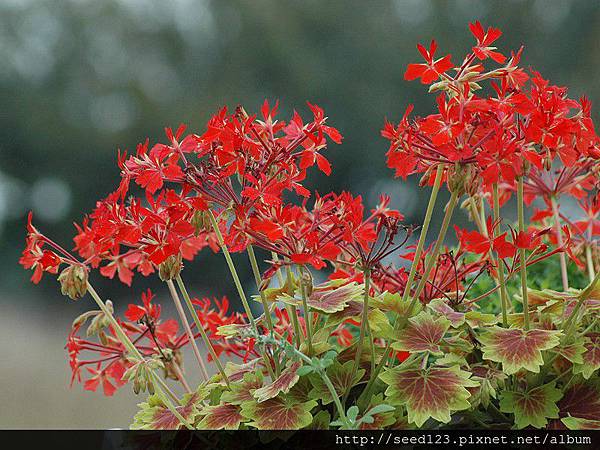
20 22 600 430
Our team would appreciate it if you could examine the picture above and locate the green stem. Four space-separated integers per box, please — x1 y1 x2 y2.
247 245 275 334
208 210 256 330
298 265 314 354
492 183 510 327
175 275 231 387
409 188 460 312
286 265 303 348
517 176 530 330
551 196 569 291
586 245 596 284
350 268 371 389
400 165 444 305
165 279 210 381
563 270 600 338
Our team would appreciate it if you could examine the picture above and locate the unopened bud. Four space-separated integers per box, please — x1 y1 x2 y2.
191 210 211 235
58 265 88 300
159 254 183 281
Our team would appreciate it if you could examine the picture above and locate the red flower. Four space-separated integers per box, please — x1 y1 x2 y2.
404 40 453 84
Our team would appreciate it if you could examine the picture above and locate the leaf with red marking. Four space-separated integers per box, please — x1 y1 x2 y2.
197 403 243 430
427 298 465 328
500 383 562 429
221 371 263 405
574 333 600 379
478 327 561 374
555 381 600 430
371 291 422 318
253 361 302 402
392 311 450 355
131 393 201 430
308 360 365 405
379 365 477 427
308 282 363 314
241 396 317 430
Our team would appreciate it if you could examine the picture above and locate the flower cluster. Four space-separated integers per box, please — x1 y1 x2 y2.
20 22 600 431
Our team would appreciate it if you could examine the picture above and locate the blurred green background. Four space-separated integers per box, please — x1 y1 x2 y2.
2 0 599 428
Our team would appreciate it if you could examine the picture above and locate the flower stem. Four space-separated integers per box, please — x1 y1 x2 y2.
175 274 231 387
165 279 210 381
247 245 275 335
208 210 256 330
551 196 569 291
492 183 510 327
563 270 600 339
400 165 444 305
298 265 314 354
350 268 370 390
409 188 460 311
586 245 596 284
517 176 530 330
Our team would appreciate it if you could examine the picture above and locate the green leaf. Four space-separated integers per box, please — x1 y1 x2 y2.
561 417 600 430
427 298 465 328
197 403 243 430
309 410 331 430
371 291 422 318
220 372 263 405
478 326 561 374
392 311 450 355
308 282 363 314
253 361 302 403
309 360 365 405
379 365 478 427
573 333 600 379
131 392 201 430
500 383 562 429
241 396 317 430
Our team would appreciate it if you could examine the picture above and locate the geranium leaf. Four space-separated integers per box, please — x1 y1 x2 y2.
253 361 302 403
392 311 450 355
309 360 365 405
552 339 586 365
308 282 363 314
131 392 201 430
241 396 317 430
499 383 562 429
478 326 561 374
357 394 397 430
197 403 243 430
561 417 600 430
468 364 507 409
379 365 478 427
371 291 422 318
309 410 331 429
221 371 263 405
464 311 497 328
573 333 600 379
427 298 465 328
556 381 600 429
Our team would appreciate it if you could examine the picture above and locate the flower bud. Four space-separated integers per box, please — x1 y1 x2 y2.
159 254 183 281
191 210 212 235
58 265 88 300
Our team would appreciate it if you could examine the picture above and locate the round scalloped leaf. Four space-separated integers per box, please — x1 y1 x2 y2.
371 291 422 318
241 396 318 430
253 361 302 403
427 298 465 328
131 393 201 430
478 326 561 375
220 371 263 405
197 403 243 430
499 383 562 429
556 381 600 428
553 340 586 365
573 333 600 379
379 365 478 427
308 282 363 314
392 311 450 355
308 360 365 405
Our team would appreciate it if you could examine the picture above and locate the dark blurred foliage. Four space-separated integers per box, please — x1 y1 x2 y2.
2 0 600 312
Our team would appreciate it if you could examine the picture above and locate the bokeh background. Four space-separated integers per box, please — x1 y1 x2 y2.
2 0 600 429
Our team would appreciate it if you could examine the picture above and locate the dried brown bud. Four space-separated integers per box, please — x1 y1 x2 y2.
58 265 88 300
159 254 183 281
